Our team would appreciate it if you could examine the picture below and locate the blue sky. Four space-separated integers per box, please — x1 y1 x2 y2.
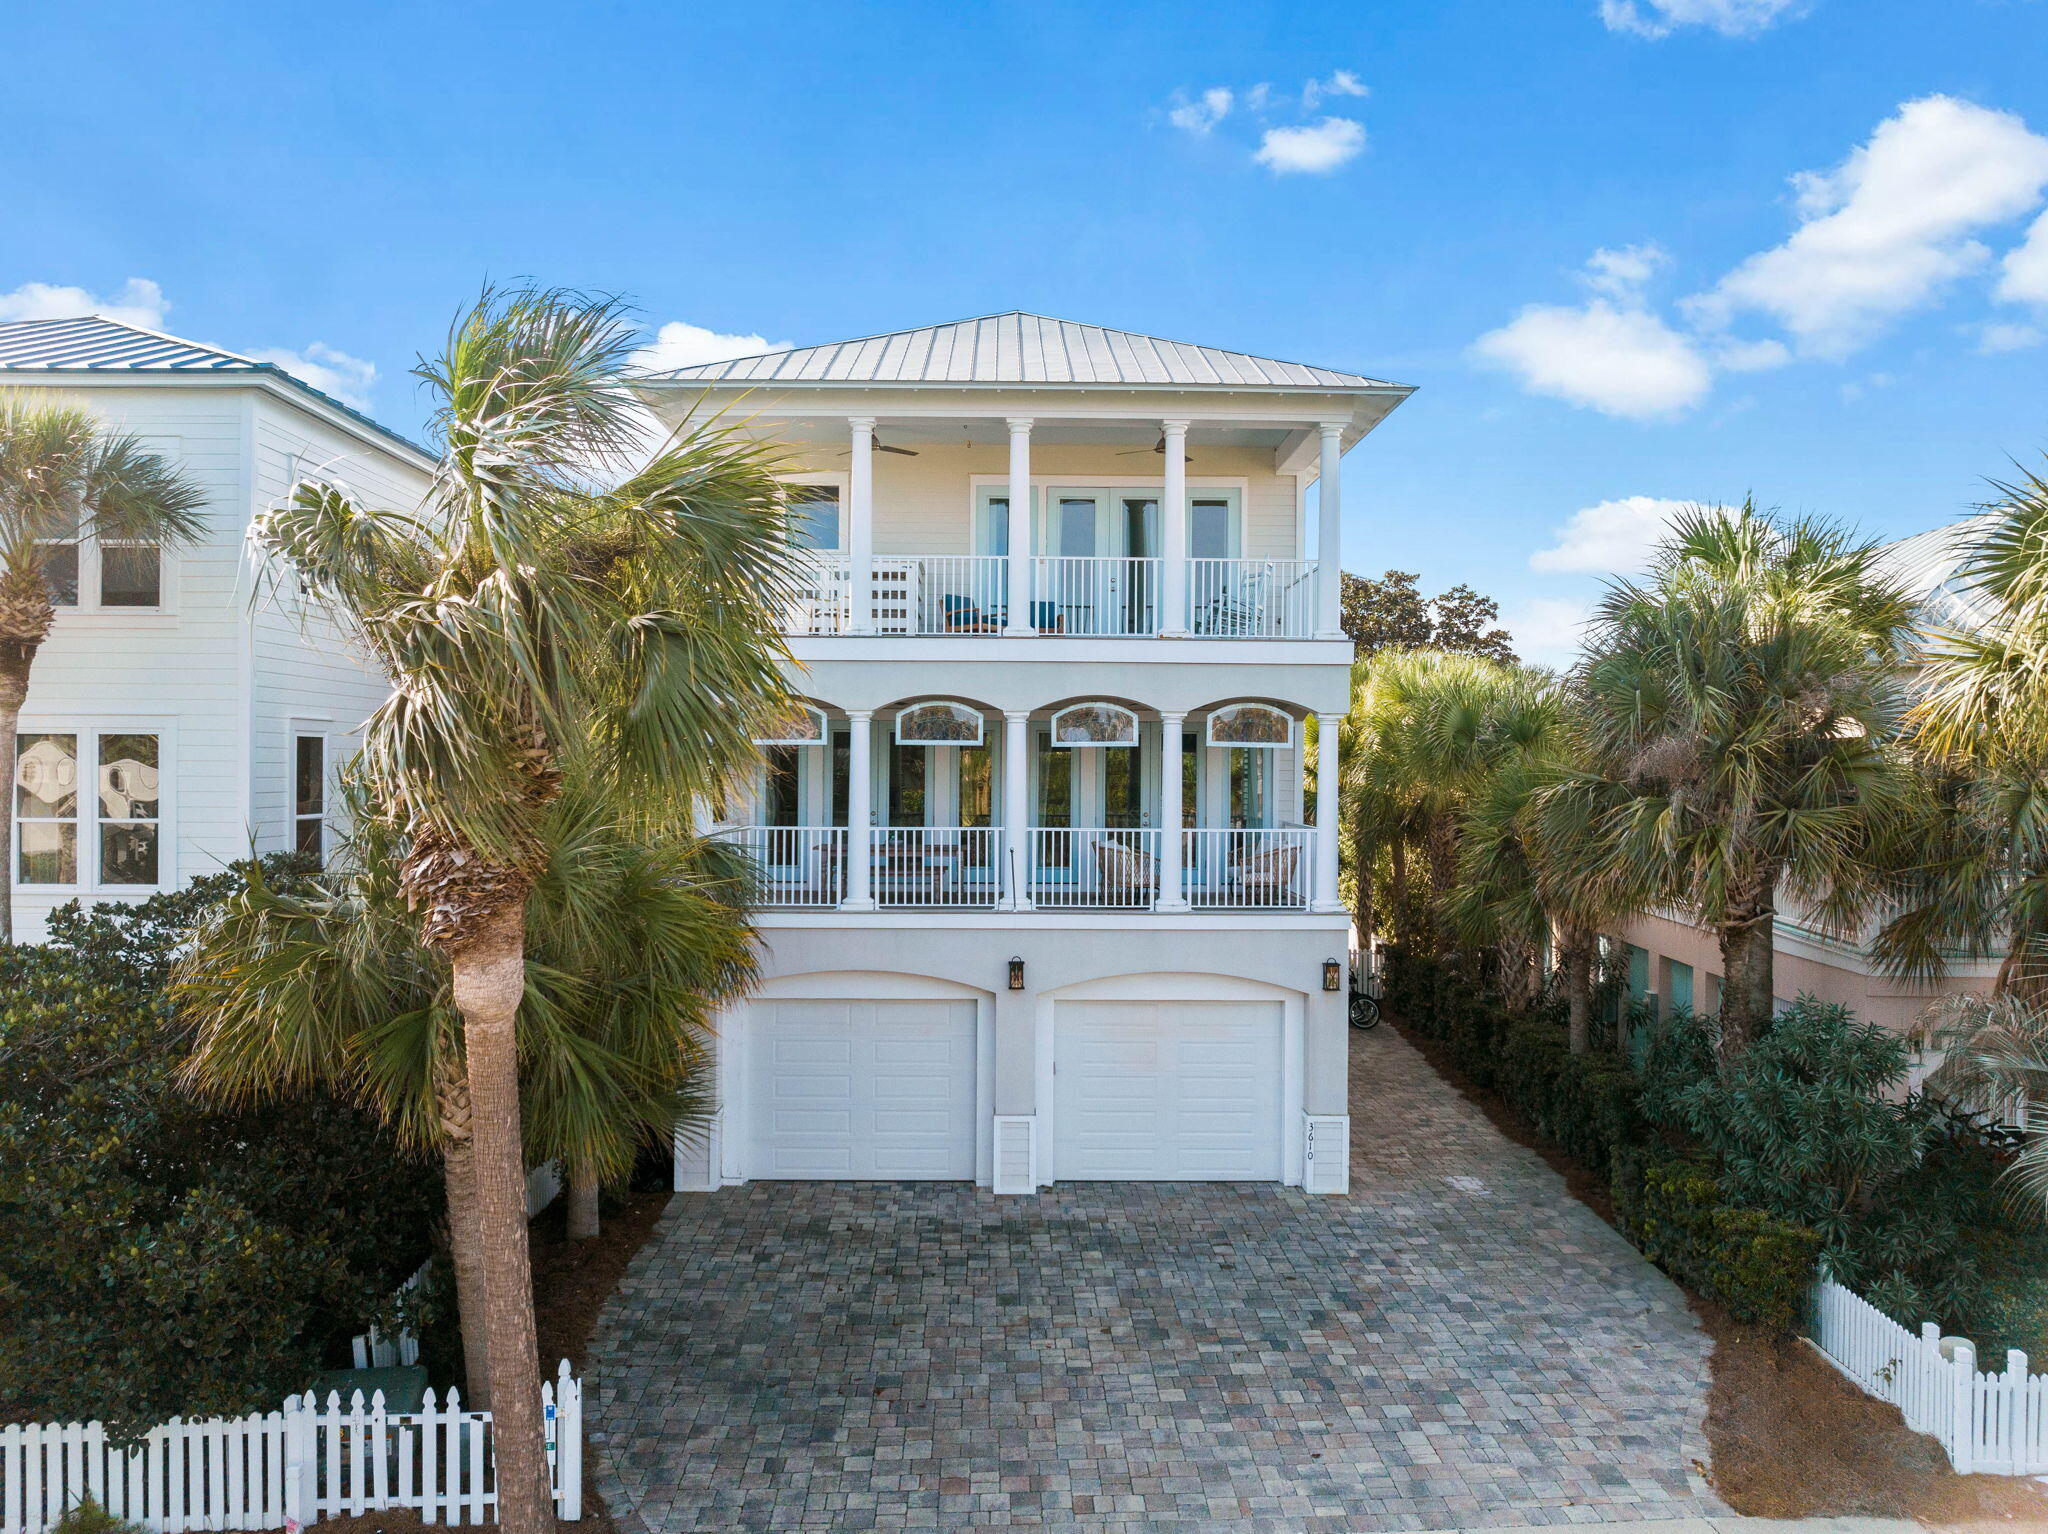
4 0 2046 661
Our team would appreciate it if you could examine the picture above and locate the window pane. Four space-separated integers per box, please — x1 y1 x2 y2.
1104 745 1140 828
19 821 76 884
958 746 992 828
99 543 162 606
888 744 926 826
98 735 159 819
100 821 158 885
16 733 78 817
786 486 840 551
1192 501 1232 559
766 746 801 827
38 543 79 606
295 736 325 816
296 816 325 856
979 497 1009 556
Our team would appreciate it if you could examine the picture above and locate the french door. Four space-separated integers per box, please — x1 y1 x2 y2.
1036 489 1159 636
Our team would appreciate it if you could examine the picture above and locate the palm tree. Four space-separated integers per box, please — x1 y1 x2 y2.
240 287 795 1534
1883 471 2048 999
0 395 207 939
1918 982 2048 1219
177 786 756 1409
1574 501 1918 1063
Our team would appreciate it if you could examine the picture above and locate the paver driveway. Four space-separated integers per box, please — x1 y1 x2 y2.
589 1026 1722 1532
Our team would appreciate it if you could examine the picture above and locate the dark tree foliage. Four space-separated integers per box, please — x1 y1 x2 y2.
1340 569 1516 662
0 863 442 1434
1639 998 2048 1349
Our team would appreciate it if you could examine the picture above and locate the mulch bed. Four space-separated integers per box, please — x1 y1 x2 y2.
1386 1011 2048 1523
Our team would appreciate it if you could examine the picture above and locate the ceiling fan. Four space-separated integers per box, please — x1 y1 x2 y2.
840 433 919 457
1117 434 1193 463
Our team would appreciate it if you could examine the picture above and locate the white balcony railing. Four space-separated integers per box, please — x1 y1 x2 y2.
1031 558 1160 637
1187 559 1318 638
870 826 1005 907
722 826 1315 911
725 826 848 907
909 557 1010 634
1027 828 1163 908
785 553 851 635
1182 827 1313 910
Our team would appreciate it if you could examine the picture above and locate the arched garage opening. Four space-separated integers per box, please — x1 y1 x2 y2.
716 970 997 1185
1036 971 1307 1186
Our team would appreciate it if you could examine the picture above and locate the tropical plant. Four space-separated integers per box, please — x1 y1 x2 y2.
0 394 207 939
237 286 796 1534
0 868 440 1435
1883 473 2048 998
178 784 755 1407
1569 502 1918 1061
1918 985 2048 1221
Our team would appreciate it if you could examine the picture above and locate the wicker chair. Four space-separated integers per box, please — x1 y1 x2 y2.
1093 838 1159 905
1228 844 1301 906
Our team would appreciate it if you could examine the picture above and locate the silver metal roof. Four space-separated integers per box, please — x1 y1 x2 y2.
1876 512 2004 633
0 316 428 458
647 311 1404 391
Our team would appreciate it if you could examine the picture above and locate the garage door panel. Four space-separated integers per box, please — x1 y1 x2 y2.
749 999 977 1180
1055 1001 1283 1182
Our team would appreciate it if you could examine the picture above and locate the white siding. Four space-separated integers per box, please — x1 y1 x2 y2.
246 396 429 853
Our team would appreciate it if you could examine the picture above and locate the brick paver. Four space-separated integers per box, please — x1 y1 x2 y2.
589 1024 1721 1532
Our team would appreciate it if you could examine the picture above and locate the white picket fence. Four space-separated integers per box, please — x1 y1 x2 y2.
1809 1277 2048 1475
349 1260 429 1370
0 1363 581 1534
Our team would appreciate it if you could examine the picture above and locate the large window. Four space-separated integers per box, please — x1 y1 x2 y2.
294 735 327 856
785 484 841 551
14 731 161 888
37 536 164 610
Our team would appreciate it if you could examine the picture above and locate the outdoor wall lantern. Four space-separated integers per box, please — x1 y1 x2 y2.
1323 958 1343 992
1008 956 1026 991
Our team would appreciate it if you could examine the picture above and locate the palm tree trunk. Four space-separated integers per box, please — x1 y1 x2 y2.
441 1134 492 1408
567 1165 600 1240
450 901 556 1534
0 652 31 944
1718 906 1776 1065
1561 931 1594 1056
1389 838 1409 939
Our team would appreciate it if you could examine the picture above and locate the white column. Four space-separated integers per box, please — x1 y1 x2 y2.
1005 418 1034 635
844 710 875 909
1156 713 1188 910
1003 711 1032 908
1316 421 1345 639
1159 419 1189 637
848 416 876 634
1313 713 1343 912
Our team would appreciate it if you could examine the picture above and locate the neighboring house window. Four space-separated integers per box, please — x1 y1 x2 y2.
785 485 841 551
14 731 161 888
35 536 165 610
294 735 327 856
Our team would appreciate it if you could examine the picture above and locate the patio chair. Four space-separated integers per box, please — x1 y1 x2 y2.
940 593 1002 633
1227 843 1300 905
1093 838 1160 904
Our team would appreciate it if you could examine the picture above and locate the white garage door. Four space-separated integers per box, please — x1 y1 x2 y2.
1053 1001 1285 1180
747 999 978 1179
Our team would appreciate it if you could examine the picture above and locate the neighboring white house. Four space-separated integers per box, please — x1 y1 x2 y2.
637 311 1412 1196
1616 513 2004 1039
0 316 435 940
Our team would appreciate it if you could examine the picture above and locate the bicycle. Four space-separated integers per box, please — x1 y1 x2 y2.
1349 989 1381 1030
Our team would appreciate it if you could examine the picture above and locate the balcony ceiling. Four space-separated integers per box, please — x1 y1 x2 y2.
753 417 1300 449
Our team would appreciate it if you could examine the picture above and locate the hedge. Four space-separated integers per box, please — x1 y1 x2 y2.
1613 1152 1821 1331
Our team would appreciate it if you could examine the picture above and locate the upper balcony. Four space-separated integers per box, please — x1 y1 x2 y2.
628 311 1415 650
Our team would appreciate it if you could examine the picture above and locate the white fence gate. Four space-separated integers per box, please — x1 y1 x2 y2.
1809 1278 2048 1475
0 1363 581 1534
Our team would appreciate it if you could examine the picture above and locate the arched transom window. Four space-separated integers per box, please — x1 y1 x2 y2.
1206 703 1292 748
754 702 828 746
1049 702 1139 746
894 700 985 745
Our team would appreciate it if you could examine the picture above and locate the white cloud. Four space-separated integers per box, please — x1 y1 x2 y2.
246 343 377 411
1531 496 1698 574
1505 597 1599 663
1583 243 1670 299
1168 86 1233 136
1712 336 1792 371
1999 208 2048 306
0 277 167 330
1688 96 2048 357
1253 118 1366 175
1301 70 1368 111
1473 296 1712 420
1978 320 2044 353
633 320 787 374
1599 0 1804 38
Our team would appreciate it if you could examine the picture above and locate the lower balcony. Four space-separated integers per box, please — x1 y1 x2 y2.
722 824 1318 912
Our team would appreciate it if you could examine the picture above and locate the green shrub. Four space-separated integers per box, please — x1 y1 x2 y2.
1614 1152 1820 1331
51 1498 144 1534
1495 1016 1644 1175
0 865 442 1435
